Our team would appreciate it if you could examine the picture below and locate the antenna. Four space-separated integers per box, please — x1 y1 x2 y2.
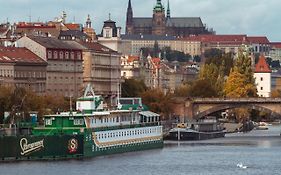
117 79 122 110
29 8 31 23
109 13 111 20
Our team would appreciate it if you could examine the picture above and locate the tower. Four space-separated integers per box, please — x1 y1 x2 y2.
86 14 91 28
167 0 171 19
254 55 272 97
84 14 96 42
152 0 166 35
126 0 133 35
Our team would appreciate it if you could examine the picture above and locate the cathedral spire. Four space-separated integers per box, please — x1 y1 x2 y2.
126 0 133 34
128 0 132 10
167 0 170 18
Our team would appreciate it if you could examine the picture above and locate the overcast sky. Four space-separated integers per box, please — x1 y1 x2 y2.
0 0 280 41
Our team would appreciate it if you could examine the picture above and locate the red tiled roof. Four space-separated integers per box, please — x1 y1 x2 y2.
0 46 46 64
127 56 139 63
247 36 270 44
77 42 118 54
64 23 81 30
152 57 161 69
16 22 55 29
181 34 248 44
271 42 281 49
255 55 271 73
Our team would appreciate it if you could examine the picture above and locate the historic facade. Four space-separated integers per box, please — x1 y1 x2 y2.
0 46 47 94
126 0 213 37
16 36 83 98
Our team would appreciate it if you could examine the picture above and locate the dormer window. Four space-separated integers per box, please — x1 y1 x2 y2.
106 30 110 38
47 51 52 59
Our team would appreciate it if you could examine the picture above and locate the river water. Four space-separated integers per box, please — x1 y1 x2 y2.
1 125 281 175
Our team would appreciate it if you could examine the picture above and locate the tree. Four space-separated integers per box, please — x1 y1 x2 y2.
174 84 190 97
193 55 201 63
189 79 218 97
224 68 257 98
141 88 174 119
234 50 255 84
198 63 225 96
204 48 223 60
121 78 147 97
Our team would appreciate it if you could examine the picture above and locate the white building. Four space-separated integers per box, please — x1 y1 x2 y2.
254 55 272 97
97 18 121 52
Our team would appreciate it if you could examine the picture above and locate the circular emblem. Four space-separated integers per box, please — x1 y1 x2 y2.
68 138 78 153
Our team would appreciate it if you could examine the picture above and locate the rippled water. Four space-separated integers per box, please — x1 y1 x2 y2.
1 125 281 175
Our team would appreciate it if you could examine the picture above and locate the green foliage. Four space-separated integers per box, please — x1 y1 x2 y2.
193 55 201 63
204 48 223 60
198 63 225 97
189 79 218 97
234 51 255 84
141 88 174 119
121 78 147 97
140 47 191 62
162 47 191 62
205 49 234 76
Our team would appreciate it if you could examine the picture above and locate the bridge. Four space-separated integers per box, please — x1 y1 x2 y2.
172 98 281 120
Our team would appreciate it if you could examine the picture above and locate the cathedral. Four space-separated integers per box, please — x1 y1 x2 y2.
126 0 214 37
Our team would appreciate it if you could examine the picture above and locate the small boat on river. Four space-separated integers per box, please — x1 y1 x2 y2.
167 117 225 141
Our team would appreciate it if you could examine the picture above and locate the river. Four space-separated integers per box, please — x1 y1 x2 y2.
1 125 281 175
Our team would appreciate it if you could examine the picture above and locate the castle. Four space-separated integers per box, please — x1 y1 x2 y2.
126 0 214 37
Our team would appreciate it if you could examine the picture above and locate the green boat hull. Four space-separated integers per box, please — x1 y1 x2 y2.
0 134 163 161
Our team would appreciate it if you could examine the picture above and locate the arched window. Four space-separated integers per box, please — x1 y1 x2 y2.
70 52 75 59
59 51 64 59
65 52 69 59
47 51 52 59
54 51 58 59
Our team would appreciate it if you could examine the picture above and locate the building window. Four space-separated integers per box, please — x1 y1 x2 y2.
106 30 110 38
261 77 263 81
59 51 64 59
54 51 58 59
65 52 69 59
47 51 52 59
77 52 81 60
261 87 263 90
71 52 75 59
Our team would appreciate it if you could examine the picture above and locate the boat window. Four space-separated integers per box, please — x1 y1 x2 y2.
74 119 84 125
45 119 52 126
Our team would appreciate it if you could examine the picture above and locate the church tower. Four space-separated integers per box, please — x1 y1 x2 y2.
152 0 166 35
126 0 134 35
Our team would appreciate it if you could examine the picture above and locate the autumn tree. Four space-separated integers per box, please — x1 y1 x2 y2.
174 84 191 97
224 68 257 98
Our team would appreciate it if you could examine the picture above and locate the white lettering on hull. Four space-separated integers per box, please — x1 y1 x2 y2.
20 138 44 155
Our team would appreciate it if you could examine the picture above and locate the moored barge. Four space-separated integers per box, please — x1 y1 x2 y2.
0 85 163 161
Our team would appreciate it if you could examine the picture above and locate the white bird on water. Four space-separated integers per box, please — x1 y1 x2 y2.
237 163 248 169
